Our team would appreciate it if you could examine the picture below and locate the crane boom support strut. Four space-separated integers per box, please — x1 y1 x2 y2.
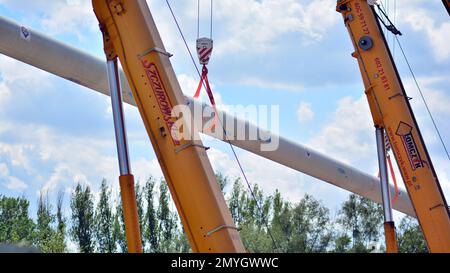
337 0 450 252
92 0 245 253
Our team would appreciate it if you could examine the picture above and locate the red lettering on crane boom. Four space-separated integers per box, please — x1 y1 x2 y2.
142 59 180 146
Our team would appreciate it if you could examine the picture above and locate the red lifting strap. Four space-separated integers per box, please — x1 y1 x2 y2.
376 154 400 205
387 155 399 204
194 65 219 131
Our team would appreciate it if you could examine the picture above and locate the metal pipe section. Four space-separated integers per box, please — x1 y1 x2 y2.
376 127 394 222
107 59 131 175
376 127 398 253
0 15 415 217
106 57 142 253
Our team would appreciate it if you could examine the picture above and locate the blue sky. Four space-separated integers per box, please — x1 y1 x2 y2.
0 0 449 231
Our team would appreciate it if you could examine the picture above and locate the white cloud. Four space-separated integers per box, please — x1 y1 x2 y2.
4 176 28 191
402 75 450 147
239 77 304 92
212 0 339 54
0 120 160 197
0 82 11 109
40 0 98 40
397 0 450 61
297 102 314 123
0 0 97 41
0 141 34 172
307 95 375 169
149 0 339 58
0 163 9 177
404 75 450 115
0 163 28 191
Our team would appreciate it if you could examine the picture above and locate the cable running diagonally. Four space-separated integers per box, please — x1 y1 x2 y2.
165 0 280 252
375 3 450 161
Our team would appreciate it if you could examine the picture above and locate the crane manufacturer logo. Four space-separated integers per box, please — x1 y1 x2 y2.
396 122 424 170
142 59 180 146
20 26 31 41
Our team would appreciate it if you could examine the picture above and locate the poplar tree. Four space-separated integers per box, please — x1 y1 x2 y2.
135 183 145 249
397 216 428 253
70 183 95 253
53 191 67 252
35 193 56 252
157 181 176 252
337 194 384 252
112 204 126 253
0 195 35 245
95 179 116 253
144 177 158 252
114 198 127 253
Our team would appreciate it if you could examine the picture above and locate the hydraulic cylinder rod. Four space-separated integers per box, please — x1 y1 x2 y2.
376 127 398 253
106 57 142 253
107 59 131 176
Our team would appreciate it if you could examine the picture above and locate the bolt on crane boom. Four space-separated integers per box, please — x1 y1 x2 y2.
337 0 450 252
92 0 245 253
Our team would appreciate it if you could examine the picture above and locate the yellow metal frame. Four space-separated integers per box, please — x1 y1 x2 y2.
92 0 245 253
337 0 450 252
119 174 143 253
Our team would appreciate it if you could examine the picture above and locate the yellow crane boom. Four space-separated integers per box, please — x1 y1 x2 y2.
92 0 245 253
443 0 450 16
337 0 450 252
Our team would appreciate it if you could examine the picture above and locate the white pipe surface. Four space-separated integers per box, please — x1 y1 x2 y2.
0 15 415 216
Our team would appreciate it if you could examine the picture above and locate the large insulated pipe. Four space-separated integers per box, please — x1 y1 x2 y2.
0 15 415 216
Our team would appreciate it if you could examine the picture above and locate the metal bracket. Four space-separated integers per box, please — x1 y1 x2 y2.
138 47 173 59
429 203 446 211
175 142 210 154
388 93 403 100
109 0 125 15
206 225 240 237
364 85 375 95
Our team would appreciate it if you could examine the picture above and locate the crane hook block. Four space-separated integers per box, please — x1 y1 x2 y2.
196 38 213 65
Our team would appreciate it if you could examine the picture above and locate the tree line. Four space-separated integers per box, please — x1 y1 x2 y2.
0 173 427 253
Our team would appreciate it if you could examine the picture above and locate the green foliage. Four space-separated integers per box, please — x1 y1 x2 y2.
113 202 127 253
337 194 384 252
215 173 228 194
54 192 67 252
70 183 95 253
135 182 145 249
95 179 116 253
397 216 428 253
157 181 177 252
0 174 430 253
0 195 34 245
143 177 158 253
35 193 56 252
114 197 127 253
288 195 333 252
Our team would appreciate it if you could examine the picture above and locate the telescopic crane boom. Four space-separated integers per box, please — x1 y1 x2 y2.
443 0 450 16
92 0 245 253
337 0 450 252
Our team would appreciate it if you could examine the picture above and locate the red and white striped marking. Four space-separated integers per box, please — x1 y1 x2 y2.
196 37 213 65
